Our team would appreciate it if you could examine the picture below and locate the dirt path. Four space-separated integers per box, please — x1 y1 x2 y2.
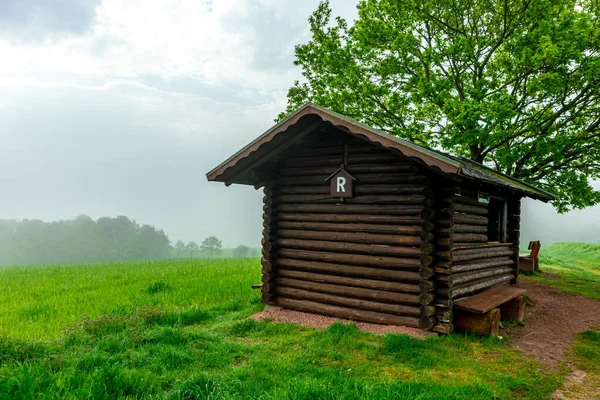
507 279 600 367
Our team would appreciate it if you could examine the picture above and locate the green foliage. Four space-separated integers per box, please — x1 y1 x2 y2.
0 215 171 266
282 0 600 211
529 242 600 300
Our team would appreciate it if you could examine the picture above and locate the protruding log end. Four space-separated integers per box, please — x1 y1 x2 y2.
419 279 435 292
418 292 435 306
420 255 434 268
433 323 454 334
420 232 435 243
420 305 436 317
454 308 501 337
419 267 435 280
420 243 434 255
419 316 437 330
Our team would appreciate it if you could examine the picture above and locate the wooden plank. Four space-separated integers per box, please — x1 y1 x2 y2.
454 286 526 314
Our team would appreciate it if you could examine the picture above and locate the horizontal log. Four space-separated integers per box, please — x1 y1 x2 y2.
276 194 427 205
453 203 489 216
443 194 484 207
439 214 488 226
276 238 422 258
277 173 427 186
278 213 423 225
277 268 421 294
274 249 420 271
277 257 421 282
449 257 514 273
277 221 422 235
436 234 488 247
278 184 429 196
454 308 500 337
436 244 513 261
450 249 516 263
437 224 488 235
279 164 415 177
276 284 420 315
278 229 421 247
437 275 514 298
436 266 514 286
278 204 423 215
276 297 420 327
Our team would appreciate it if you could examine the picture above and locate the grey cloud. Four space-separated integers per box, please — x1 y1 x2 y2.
138 75 273 105
223 0 359 72
0 0 100 41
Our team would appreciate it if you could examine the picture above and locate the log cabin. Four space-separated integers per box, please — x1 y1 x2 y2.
206 103 555 334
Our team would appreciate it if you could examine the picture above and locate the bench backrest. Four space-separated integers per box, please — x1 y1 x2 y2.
527 240 541 259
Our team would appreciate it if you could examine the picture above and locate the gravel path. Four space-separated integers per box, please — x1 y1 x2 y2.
251 307 431 338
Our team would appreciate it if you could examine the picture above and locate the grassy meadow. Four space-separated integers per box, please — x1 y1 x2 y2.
529 242 600 300
0 244 597 399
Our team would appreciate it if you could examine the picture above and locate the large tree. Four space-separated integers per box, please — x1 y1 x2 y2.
281 0 600 212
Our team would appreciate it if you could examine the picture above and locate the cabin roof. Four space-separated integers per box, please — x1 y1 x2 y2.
207 103 555 202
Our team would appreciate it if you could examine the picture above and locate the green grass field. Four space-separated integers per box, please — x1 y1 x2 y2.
0 244 598 399
530 242 600 300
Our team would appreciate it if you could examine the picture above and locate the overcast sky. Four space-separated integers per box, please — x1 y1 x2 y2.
1 0 599 248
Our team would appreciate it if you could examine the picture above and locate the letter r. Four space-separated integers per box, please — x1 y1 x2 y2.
337 176 346 193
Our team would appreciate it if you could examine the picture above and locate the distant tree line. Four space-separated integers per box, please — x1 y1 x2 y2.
0 215 171 266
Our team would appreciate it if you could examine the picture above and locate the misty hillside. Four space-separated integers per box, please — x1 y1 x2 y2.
0 215 170 266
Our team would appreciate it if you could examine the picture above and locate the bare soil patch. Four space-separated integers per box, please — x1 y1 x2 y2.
251 306 431 338
507 279 600 368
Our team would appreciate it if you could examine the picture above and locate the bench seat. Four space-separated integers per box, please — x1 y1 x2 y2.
454 285 526 314
453 285 527 337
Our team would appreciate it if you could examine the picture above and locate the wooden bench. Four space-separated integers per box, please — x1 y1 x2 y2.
519 240 541 272
453 285 527 337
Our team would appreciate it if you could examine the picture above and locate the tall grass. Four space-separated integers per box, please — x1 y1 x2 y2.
0 258 567 398
0 259 261 340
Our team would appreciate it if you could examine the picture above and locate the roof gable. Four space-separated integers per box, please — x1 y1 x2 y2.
207 103 555 202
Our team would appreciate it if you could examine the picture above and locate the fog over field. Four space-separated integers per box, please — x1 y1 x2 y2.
1 0 599 249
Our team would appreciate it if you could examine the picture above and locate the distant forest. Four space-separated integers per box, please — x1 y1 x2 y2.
0 215 171 266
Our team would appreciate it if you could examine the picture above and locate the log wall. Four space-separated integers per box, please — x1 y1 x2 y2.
263 139 432 329
258 132 522 334
433 188 518 333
